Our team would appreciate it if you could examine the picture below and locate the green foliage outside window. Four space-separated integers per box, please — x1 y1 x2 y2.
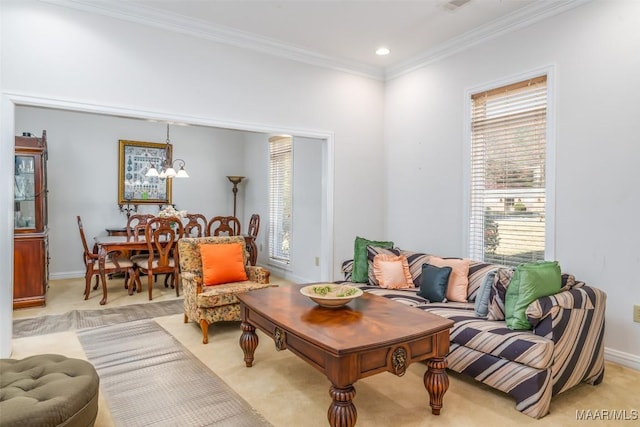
484 208 500 255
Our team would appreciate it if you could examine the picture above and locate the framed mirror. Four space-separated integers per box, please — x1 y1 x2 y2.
118 140 172 204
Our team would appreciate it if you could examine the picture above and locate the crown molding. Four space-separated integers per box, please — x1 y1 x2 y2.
39 0 385 80
385 0 593 80
40 0 591 82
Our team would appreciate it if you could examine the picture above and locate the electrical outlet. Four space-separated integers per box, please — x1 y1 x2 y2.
315 257 320 267
634 305 640 323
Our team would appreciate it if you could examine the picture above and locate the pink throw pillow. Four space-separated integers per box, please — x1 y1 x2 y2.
372 254 414 289
427 256 470 302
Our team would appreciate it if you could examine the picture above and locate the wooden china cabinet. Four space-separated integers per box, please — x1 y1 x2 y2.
13 130 49 309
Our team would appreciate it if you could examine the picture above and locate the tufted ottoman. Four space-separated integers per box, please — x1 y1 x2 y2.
0 354 99 427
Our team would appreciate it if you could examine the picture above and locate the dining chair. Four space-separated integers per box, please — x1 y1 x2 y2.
206 216 241 237
125 213 157 281
126 213 156 259
183 213 207 237
126 213 155 241
76 215 135 300
245 214 260 266
247 214 260 239
132 216 184 300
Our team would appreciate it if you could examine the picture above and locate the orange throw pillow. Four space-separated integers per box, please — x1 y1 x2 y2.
427 256 470 302
200 242 248 286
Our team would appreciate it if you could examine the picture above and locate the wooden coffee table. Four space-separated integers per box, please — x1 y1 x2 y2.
237 284 454 427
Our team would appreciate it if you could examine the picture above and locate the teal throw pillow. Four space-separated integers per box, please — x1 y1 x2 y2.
474 269 497 318
417 263 452 303
505 261 562 330
351 237 394 283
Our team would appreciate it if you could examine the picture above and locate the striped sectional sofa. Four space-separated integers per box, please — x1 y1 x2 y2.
338 249 606 419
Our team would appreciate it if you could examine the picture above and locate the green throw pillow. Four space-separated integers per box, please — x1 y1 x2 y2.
505 261 562 330
351 236 394 283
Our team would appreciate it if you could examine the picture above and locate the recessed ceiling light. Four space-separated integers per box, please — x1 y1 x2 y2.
376 47 390 56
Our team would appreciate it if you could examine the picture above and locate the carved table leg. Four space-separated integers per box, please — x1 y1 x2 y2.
240 321 258 367
423 357 449 415
328 385 357 427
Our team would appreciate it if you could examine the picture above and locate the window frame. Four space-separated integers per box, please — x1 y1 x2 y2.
462 66 556 264
268 135 293 266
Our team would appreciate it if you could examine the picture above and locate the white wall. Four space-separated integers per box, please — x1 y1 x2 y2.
288 137 323 282
241 133 325 283
242 132 270 266
0 0 385 357
384 0 640 365
14 107 246 277
15 107 324 283
2 0 384 266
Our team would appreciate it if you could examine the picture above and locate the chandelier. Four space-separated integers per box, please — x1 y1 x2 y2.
146 123 189 178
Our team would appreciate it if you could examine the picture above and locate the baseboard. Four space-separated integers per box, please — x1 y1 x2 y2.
51 268 315 285
50 271 84 280
605 347 640 371
262 263 313 284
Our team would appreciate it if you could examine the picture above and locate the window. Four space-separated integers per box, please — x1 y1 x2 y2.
469 75 548 267
269 136 293 264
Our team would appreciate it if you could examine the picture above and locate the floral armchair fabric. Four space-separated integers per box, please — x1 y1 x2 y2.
178 236 271 344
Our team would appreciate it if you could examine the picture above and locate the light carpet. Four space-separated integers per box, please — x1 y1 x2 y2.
77 319 272 427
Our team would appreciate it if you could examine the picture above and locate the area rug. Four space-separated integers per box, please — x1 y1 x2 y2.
77 319 272 427
13 299 183 338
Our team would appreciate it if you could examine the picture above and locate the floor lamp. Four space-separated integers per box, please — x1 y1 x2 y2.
227 176 245 218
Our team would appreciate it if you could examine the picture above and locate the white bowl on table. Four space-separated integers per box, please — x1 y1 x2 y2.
300 283 363 308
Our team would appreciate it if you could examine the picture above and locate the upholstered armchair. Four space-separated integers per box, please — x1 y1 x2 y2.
177 236 272 344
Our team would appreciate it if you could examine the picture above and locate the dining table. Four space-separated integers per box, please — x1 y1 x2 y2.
93 235 153 305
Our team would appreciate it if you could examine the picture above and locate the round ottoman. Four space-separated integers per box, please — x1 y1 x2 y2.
0 354 99 427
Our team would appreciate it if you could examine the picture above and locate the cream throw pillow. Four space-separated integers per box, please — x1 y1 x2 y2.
372 254 414 289
427 256 470 302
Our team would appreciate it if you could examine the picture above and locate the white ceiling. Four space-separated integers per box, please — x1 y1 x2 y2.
48 0 589 79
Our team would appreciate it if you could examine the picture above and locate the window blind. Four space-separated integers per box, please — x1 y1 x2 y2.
469 75 548 266
269 136 292 263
